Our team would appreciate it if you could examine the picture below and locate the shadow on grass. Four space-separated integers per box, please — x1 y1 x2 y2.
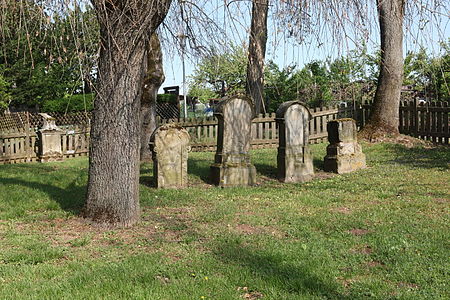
214 240 349 299
253 162 278 180
386 144 450 170
139 163 156 187
313 157 325 171
188 158 212 184
1 177 85 214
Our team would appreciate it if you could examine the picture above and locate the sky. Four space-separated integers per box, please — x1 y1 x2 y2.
159 1 449 94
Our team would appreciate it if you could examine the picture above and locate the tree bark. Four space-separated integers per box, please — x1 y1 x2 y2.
84 0 172 226
361 0 404 139
246 0 269 115
140 33 165 162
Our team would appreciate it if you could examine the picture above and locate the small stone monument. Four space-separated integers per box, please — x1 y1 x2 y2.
210 96 256 187
324 118 366 174
150 124 191 188
38 113 64 162
276 101 314 182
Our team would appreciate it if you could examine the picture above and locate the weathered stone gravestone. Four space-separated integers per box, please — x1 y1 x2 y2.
150 124 190 188
38 113 64 162
324 118 366 174
276 101 314 182
210 96 256 187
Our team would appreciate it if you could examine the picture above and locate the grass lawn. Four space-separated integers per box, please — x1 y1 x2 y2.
0 142 449 299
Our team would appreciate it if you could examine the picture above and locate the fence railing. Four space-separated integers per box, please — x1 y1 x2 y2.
0 127 38 163
60 125 90 157
0 125 89 164
158 104 357 151
399 100 449 144
0 100 448 164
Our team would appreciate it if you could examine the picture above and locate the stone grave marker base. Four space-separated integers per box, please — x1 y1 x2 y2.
277 147 314 182
210 163 256 187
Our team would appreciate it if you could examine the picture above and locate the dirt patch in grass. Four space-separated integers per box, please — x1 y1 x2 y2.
350 245 372 255
233 223 286 239
432 198 448 204
235 224 263 235
47 218 157 249
5 206 202 258
347 228 370 236
238 287 264 300
314 171 337 180
340 278 354 289
366 260 385 268
360 133 431 148
337 275 371 290
396 282 419 289
331 207 352 214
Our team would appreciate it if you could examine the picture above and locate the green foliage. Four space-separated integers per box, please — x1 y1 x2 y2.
264 62 299 111
188 85 219 102
189 45 382 112
404 41 450 101
157 93 178 104
0 73 12 111
189 42 448 113
265 51 379 111
0 1 98 110
41 93 94 113
188 44 248 100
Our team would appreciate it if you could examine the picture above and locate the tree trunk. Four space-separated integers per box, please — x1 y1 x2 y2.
361 0 404 139
246 0 269 115
84 0 172 226
140 33 165 162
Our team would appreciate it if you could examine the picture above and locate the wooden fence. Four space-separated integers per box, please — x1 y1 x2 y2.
0 128 38 163
158 104 357 151
0 100 448 163
0 125 89 164
399 100 449 144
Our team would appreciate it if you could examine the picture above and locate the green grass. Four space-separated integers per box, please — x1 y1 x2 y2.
0 143 449 299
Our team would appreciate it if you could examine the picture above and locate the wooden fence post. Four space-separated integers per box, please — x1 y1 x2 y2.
25 112 31 162
413 98 418 137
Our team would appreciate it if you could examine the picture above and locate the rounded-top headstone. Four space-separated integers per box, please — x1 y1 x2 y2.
276 100 311 120
276 100 314 182
150 123 191 188
276 101 312 147
210 95 257 187
214 95 255 155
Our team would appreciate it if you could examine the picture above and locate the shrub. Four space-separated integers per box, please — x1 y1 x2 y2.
42 93 94 113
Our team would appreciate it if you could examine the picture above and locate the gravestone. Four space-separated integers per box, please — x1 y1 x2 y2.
276 101 314 182
210 96 256 187
324 118 366 174
150 124 191 188
38 113 64 162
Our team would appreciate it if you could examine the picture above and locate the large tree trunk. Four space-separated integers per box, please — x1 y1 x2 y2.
246 0 269 115
140 33 165 162
361 0 404 139
84 0 172 226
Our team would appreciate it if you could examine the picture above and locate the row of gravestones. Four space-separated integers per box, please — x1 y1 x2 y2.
150 96 366 188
